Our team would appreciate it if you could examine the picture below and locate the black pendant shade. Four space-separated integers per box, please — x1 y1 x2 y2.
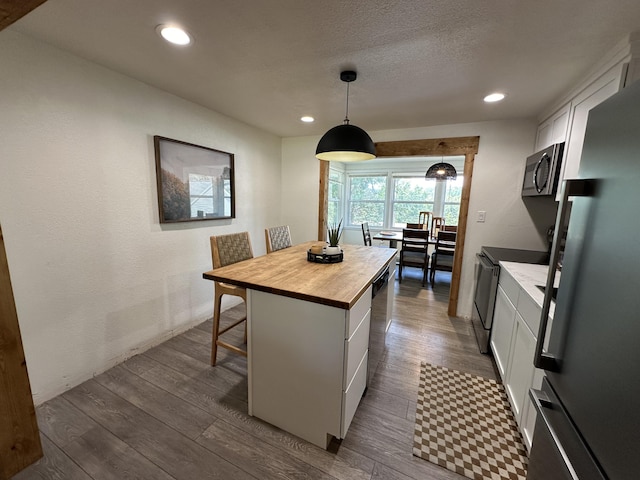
425 162 457 181
315 123 376 161
315 70 376 162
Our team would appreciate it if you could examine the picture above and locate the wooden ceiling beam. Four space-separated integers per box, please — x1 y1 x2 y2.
374 136 480 157
0 0 48 31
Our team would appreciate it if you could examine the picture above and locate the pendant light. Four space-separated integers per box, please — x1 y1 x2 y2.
315 70 376 162
425 159 457 181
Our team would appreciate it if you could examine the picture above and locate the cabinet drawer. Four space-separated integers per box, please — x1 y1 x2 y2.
347 285 372 338
344 309 370 388
498 267 520 305
341 350 368 437
518 292 540 338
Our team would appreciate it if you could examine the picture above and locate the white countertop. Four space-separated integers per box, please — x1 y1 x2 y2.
499 261 560 318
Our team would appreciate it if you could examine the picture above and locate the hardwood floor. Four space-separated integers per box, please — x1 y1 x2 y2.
15 269 498 480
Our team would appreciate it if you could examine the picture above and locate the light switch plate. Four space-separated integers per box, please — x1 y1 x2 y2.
477 210 486 222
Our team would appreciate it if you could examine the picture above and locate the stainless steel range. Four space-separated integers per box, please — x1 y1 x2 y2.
471 247 548 353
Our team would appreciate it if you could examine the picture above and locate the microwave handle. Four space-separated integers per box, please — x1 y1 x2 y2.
534 179 591 371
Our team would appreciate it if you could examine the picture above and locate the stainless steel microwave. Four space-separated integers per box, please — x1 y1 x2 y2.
522 142 564 196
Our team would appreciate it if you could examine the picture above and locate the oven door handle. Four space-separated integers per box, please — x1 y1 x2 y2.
476 252 493 269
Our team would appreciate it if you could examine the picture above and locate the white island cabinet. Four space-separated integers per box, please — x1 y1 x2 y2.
249 285 371 448
203 242 397 449
490 262 557 450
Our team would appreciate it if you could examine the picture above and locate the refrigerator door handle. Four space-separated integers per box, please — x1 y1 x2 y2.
535 179 593 371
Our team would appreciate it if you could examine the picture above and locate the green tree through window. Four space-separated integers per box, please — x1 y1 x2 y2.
348 176 386 227
343 171 463 229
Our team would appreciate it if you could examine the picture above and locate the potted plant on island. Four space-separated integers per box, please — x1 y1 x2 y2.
325 219 343 255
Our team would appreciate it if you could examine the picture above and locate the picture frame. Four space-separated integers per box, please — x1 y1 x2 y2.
154 136 235 223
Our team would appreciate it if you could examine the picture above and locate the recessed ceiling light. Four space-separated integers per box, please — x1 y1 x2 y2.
484 92 506 103
156 25 192 46
301 116 314 123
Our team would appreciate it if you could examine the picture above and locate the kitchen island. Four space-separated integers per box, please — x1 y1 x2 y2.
203 241 397 448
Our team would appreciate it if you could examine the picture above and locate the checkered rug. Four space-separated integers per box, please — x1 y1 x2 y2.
413 362 528 480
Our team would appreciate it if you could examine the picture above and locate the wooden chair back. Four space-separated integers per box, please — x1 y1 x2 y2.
361 222 372 246
211 232 254 268
406 223 426 230
399 228 430 286
430 231 457 285
418 211 432 230
431 216 446 236
265 225 292 253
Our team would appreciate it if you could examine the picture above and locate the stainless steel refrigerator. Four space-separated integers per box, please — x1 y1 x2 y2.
527 80 640 479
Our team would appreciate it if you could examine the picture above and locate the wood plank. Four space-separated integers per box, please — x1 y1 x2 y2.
62 426 176 480
11 434 91 480
131 351 376 480
374 136 480 157
318 160 330 241
62 379 255 480
203 242 396 309
447 151 476 315
198 419 336 480
35 396 97 448
93 364 216 440
0 223 42 479
0 0 47 31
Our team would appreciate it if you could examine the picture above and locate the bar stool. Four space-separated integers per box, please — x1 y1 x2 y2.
209 232 254 365
265 225 292 253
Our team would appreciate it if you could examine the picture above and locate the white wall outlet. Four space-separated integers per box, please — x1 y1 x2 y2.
477 210 486 222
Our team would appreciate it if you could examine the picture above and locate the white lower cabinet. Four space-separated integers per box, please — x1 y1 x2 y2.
491 267 545 451
248 285 372 449
504 312 536 424
490 286 517 378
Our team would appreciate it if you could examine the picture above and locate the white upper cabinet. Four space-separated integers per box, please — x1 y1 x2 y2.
558 63 627 191
534 102 570 152
534 35 639 200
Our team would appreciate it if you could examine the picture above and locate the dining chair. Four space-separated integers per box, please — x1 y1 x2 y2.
398 228 430 286
265 225 292 253
209 232 254 365
361 222 372 246
431 216 446 237
430 231 457 285
418 211 432 230
406 223 424 230
443 225 458 232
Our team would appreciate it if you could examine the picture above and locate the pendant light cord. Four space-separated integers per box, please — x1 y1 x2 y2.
344 82 350 125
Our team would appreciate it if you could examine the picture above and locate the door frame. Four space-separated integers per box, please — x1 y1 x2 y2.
317 136 480 316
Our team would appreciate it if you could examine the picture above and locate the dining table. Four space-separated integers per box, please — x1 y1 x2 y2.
373 230 435 249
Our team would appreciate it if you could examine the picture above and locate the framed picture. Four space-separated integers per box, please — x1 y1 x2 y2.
154 136 235 223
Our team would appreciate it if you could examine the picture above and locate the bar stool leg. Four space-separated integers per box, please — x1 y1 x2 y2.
211 289 223 366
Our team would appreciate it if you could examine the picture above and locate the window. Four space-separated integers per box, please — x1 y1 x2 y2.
343 170 463 229
327 169 344 226
442 175 463 226
391 176 435 228
189 173 231 218
347 175 387 227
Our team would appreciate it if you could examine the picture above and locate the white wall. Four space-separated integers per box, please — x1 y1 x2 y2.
0 31 282 404
282 119 558 319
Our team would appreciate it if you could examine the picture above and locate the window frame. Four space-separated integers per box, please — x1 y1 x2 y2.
342 169 463 230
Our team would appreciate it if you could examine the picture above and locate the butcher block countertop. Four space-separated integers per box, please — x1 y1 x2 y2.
203 241 397 309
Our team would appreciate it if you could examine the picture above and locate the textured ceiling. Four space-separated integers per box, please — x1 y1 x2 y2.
9 0 640 138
